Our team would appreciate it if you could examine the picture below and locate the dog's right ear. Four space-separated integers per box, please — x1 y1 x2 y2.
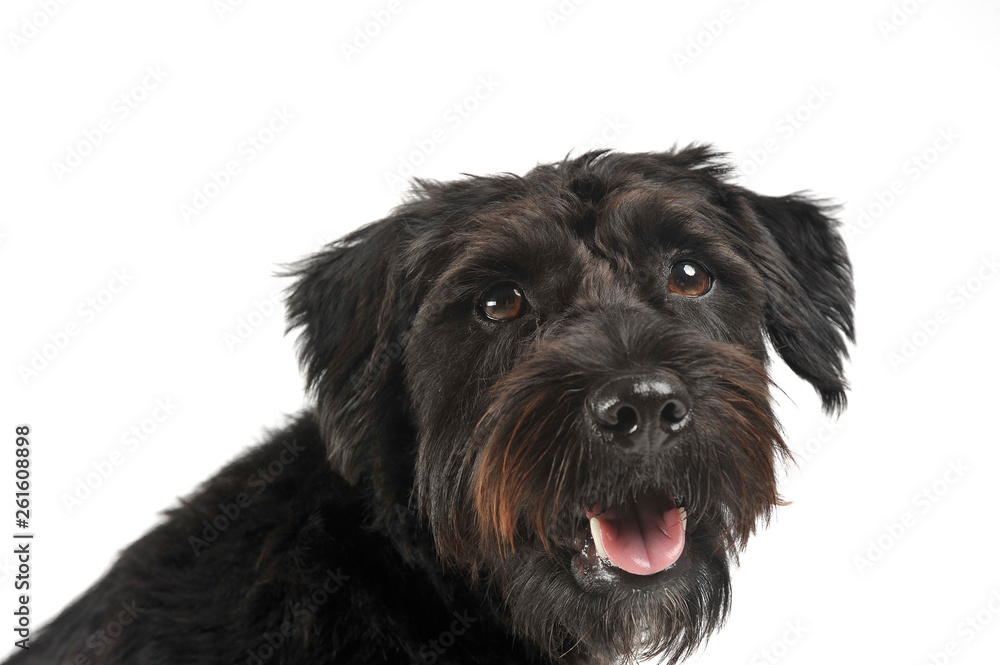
285 217 411 483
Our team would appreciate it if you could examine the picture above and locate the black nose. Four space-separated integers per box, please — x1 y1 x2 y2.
586 371 691 452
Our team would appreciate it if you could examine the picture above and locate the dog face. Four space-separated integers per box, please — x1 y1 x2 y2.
287 148 853 663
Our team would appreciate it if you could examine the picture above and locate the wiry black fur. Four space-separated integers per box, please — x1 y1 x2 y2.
6 147 853 665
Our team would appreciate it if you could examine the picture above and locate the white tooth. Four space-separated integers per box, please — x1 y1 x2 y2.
677 507 688 532
590 517 609 560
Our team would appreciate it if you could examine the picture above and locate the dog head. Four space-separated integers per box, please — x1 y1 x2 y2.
286 147 854 663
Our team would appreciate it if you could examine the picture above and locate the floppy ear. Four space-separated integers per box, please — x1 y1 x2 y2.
745 193 855 414
284 217 412 483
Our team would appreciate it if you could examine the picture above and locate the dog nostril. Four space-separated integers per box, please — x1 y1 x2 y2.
661 399 688 425
610 405 639 435
588 372 691 450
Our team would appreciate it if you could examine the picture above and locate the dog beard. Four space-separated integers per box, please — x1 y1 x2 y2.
416 314 788 663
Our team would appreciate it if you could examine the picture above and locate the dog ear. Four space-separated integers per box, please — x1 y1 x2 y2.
743 193 855 414
284 217 411 483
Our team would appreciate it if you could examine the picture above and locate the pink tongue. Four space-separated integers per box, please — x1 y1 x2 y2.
589 495 684 576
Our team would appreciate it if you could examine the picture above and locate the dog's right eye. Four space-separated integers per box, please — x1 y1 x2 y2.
668 261 712 297
480 282 526 321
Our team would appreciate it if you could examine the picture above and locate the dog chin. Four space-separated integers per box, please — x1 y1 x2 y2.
495 519 730 663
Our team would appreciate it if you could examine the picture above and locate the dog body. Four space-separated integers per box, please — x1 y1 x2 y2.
17 415 533 664
10 148 853 664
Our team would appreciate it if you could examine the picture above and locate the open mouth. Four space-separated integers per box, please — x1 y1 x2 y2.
584 491 687 576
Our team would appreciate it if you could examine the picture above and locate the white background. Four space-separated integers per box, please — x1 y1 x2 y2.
3 1 999 663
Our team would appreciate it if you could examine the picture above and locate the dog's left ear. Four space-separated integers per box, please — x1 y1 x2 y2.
284 217 413 483
739 192 855 413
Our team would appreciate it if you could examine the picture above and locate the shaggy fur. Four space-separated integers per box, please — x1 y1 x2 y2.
6 147 853 665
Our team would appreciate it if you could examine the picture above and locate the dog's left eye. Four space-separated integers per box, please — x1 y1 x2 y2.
668 261 712 297
480 282 526 321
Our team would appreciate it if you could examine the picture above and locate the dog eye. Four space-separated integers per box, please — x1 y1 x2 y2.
480 282 526 321
668 261 712 297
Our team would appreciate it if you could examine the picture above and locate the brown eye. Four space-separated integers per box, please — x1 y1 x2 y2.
480 282 526 321
668 261 712 296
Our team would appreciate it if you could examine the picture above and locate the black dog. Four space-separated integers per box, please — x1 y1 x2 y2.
9 147 853 665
